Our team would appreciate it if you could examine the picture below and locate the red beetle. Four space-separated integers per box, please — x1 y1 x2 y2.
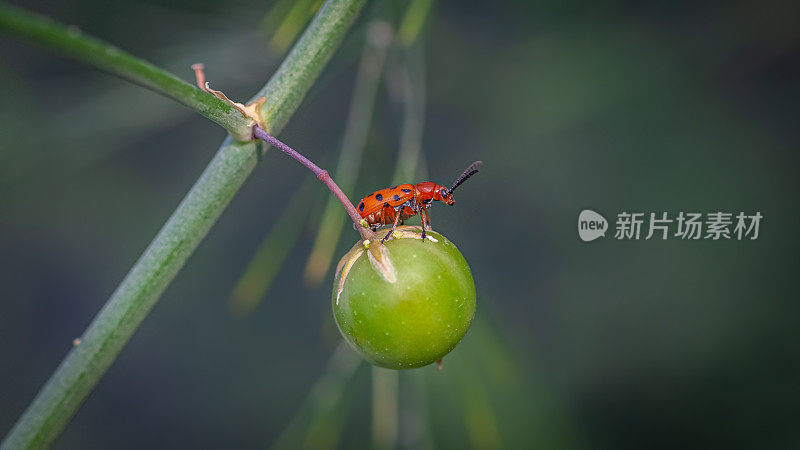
357 161 482 241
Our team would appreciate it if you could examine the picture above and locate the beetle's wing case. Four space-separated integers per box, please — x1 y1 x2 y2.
358 184 415 218
358 189 389 217
388 184 416 206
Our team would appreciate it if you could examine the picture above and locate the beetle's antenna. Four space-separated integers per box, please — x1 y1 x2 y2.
449 161 482 193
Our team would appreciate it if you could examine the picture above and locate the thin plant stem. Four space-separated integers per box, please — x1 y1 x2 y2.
252 125 377 243
227 178 316 315
391 39 427 185
371 367 399 449
303 19 393 285
369 38 428 450
373 16 433 450
398 0 435 47
0 1 367 448
404 369 436 449
0 2 254 141
267 0 324 54
303 6 434 287
421 321 506 450
270 341 363 450
459 330 503 449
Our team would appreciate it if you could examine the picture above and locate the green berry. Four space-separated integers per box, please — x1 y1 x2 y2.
332 226 476 369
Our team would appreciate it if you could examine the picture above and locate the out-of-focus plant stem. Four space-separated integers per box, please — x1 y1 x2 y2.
371 9 435 448
367 38 428 450
391 40 427 185
459 331 503 449
372 367 399 449
303 19 393 286
228 178 316 315
265 0 324 54
0 2 255 141
271 341 363 450
398 0 435 47
0 1 367 448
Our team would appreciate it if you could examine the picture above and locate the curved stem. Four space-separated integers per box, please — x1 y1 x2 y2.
304 19 392 285
252 125 377 242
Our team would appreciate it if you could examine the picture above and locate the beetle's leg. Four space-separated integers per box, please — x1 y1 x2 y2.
382 211 401 243
419 205 427 241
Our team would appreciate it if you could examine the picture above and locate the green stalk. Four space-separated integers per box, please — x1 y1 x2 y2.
398 0 435 46
228 178 316 315
303 1 436 286
371 367 399 449
0 2 254 141
391 39 427 185
267 0 324 54
303 19 393 286
368 35 429 450
270 341 363 450
0 0 367 448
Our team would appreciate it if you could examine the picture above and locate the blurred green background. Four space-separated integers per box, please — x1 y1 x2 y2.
1 0 798 448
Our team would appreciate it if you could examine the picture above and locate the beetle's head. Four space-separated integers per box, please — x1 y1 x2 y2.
436 186 455 206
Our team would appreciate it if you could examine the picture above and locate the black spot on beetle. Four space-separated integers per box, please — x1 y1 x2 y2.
393 194 400 201
358 202 365 212
383 202 390 207
401 188 411 193
375 193 383 201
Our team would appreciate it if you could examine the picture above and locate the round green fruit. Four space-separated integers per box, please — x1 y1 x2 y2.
332 225 476 369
